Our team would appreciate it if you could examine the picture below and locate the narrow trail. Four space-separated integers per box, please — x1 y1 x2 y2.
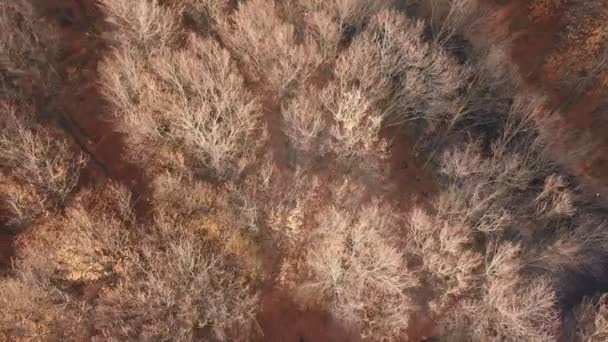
0 233 14 272
35 0 153 218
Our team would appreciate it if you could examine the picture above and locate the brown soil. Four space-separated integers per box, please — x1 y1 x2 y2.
255 290 361 342
0 233 15 271
384 126 436 212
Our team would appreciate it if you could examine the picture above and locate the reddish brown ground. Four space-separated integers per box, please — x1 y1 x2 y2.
475 0 608 194
255 290 361 342
0 233 15 271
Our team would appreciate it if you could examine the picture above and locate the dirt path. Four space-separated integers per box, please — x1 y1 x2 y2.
34 0 153 217
0 233 14 272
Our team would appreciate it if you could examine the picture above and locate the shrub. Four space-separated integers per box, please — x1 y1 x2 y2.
298 202 417 339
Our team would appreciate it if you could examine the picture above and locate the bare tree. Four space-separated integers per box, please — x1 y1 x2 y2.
100 35 262 179
281 89 327 153
299 203 417 339
182 0 230 32
320 85 386 163
335 9 465 128
223 0 322 96
100 0 180 50
299 0 393 36
0 105 85 205
95 222 259 341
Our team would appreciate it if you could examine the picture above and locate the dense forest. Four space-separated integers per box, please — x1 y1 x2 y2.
1 0 608 341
